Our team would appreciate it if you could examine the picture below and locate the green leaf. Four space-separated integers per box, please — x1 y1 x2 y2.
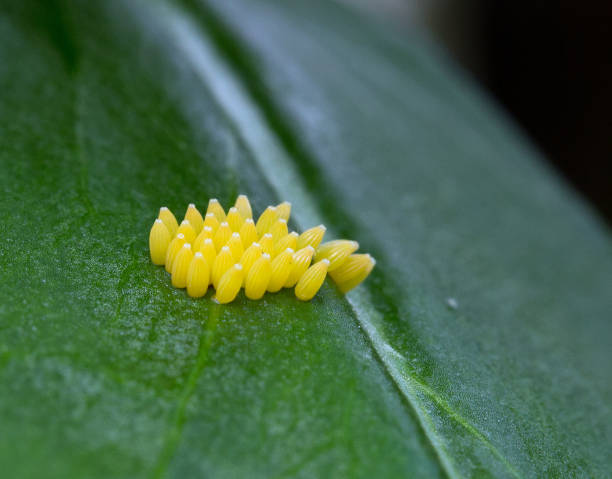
1 0 610 478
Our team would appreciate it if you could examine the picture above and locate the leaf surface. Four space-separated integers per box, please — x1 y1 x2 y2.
0 1 611 478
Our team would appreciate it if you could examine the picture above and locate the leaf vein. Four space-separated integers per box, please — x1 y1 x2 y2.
151 304 221 478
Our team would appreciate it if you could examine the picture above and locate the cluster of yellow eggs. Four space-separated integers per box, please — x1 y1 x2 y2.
149 195 375 304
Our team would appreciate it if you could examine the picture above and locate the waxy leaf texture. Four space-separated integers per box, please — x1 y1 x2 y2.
0 0 611 477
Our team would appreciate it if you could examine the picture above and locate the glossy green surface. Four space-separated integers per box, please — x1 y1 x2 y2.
0 1 610 478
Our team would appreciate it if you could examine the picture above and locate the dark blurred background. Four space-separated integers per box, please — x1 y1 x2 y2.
343 0 612 224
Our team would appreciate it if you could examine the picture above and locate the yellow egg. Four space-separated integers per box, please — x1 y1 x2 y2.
213 222 232 252
245 253 272 300
206 198 226 223
184 203 204 234
171 243 194 288
158 206 179 236
203 212 220 234
296 224 326 250
259 233 275 257
176 220 196 244
165 233 186 273
255 206 278 237
239 218 258 248
269 219 288 243
267 248 294 292
329 254 376 293
149 219 171 265
284 246 315 288
193 226 214 251
234 194 253 220
186 252 210 298
295 259 329 301
274 231 298 257
215 264 244 304
276 201 291 222
198 238 217 276
226 207 244 232
211 246 233 289
239 242 263 282
315 240 359 272
227 232 244 262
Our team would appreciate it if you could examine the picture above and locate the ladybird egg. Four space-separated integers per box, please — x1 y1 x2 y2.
165 233 186 273
267 248 294 292
295 259 330 301
193 226 214 251
239 242 263 282
186 252 210 298
213 222 232 252
274 231 298 257
255 206 278 237
158 206 179 236
234 194 253 220
206 198 226 223
239 218 258 248
315 240 359 272
171 243 194 288
259 233 275 257
184 203 204 234
176 220 196 244
149 219 171 265
296 224 326 250
329 254 376 293
198 238 217 277
203 212 220 234
245 253 272 300
215 264 244 304
269 219 288 243
284 246 315 288
276 201 291 222
227 232 244 262
211 246 233 289
226 207 244 232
